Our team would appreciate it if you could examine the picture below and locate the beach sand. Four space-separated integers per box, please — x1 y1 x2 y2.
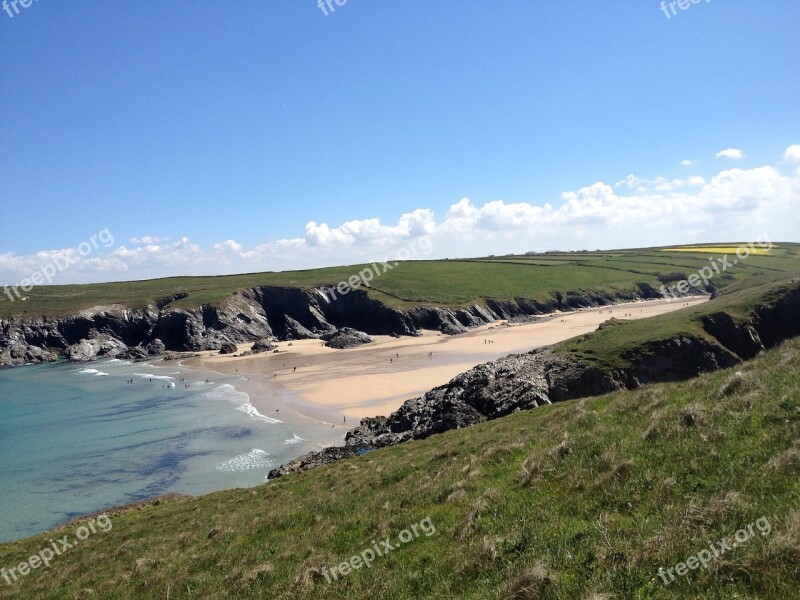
187 296 708 423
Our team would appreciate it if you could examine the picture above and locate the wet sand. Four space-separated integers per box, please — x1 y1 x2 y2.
187 296 708 423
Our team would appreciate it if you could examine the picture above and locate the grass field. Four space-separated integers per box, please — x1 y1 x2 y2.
2 243 799 318
1 334 797 599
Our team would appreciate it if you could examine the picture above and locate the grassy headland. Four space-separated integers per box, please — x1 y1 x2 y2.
556 276 800 370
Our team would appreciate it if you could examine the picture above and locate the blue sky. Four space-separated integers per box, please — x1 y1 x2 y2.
1 0 798 284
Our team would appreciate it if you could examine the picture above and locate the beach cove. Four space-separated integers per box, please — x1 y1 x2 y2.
188 296 710 423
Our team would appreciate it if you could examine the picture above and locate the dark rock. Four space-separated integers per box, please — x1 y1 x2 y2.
145 339 166 356
345 417 395 447
322 328 372 349
122 346 149 360
276 316 324 340
162 352 202 361
407 306 465 333
454 308 487 327
242 338 278 356
218 342 238 355
267 445 368 479
439 321 466 336
251 338 277 353
508 315 540 324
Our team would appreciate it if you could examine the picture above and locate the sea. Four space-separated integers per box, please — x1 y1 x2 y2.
0 358 343 543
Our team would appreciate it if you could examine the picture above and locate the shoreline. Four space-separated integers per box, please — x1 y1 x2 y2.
186 296 709 423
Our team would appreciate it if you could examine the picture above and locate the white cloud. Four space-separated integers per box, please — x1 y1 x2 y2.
614 174 705 193
784 144 800 165
304 208 436 247
3 154 799 285
680 159 696 167
213 240 243 253
130 235 170 245
717 148 744 160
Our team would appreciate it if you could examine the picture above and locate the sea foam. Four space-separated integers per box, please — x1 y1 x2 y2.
78 368 109 377
134 373 176 387
216 449 273 472
236 402 283 424
202 384 282 423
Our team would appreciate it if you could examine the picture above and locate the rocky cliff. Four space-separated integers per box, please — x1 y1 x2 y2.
0 283 666 366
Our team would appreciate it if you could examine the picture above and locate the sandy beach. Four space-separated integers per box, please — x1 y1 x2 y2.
187 296 709 424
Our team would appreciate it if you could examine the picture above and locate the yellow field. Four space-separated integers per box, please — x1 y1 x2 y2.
662 245 775 255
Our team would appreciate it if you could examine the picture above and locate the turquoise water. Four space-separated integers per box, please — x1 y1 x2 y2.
0 359 341 542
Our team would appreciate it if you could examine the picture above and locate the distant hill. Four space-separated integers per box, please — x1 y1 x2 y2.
2 242 799 317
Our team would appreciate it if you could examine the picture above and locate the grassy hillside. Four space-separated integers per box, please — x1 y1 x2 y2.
556 277 800 369
1 338 797 599
2 243 799 318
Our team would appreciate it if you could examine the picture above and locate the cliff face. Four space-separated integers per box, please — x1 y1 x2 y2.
0 283 666 366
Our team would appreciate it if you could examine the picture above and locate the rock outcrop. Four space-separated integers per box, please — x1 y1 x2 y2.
218 342 238 355
322 328 372 349
266 446 366 479
270 348 612 477
64 331 129 362
250 339 277 354
120 338 167 361
145 339 166 355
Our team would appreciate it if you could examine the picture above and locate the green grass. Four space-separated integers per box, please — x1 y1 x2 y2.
555 277 800 369
2 243 799 318
1 337 798 599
